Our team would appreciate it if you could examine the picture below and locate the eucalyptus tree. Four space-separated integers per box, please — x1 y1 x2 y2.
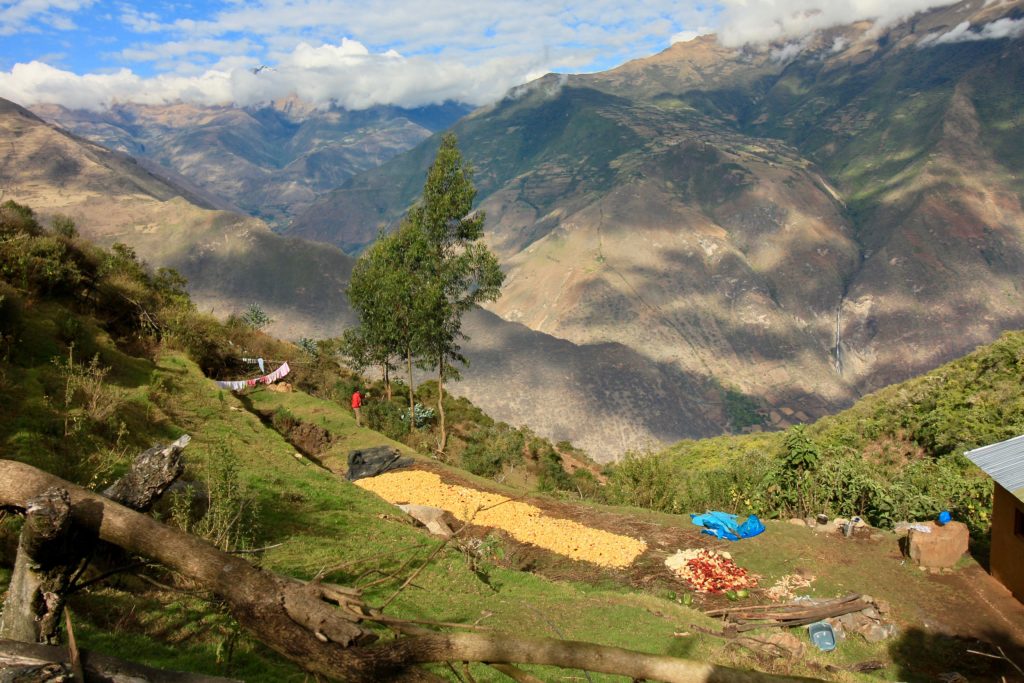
346 134 503 446
410 133 504 452
346 223 431 421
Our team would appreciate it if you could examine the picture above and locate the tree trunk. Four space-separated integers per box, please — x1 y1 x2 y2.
383 363 392 400
437 360 447 454
0 460 812 683
0 487 75 644
407 347 415 433
102 435 189 512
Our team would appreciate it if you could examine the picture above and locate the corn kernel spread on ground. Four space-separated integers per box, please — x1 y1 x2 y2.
355 470 647 568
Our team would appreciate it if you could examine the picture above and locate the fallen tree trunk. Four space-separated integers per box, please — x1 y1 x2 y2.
0 460 814 682
0 638 240 682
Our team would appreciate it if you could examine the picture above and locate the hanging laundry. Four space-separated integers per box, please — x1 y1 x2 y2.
213 361 291 393
241 357 266 372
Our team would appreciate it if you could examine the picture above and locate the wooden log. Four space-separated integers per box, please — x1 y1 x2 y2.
705 594 862 618
1 438 191 645
733 601 871 632
0 488 75 643
0 638 241 682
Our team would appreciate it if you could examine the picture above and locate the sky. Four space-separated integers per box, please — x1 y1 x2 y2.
0 0 1006 111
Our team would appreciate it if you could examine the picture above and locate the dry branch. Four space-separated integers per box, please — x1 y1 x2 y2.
0 460 816 683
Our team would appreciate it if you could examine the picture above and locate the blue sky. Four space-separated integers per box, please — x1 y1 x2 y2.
0 0 963 110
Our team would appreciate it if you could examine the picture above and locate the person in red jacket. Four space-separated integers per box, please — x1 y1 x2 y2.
351 388 363 426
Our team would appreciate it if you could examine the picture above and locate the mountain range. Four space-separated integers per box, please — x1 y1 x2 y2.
286 0 1024 427
32 98 470 231
4 0 1024 460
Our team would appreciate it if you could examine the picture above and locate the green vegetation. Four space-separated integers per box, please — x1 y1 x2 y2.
239 302 273 331
607 331 1024 538
0 198 765 681
2 197 1021 680
345 133 504 452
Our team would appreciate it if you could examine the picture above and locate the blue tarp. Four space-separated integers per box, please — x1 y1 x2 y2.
690 510 766 541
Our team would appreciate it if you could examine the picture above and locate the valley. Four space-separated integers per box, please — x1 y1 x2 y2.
6 1 1024 460
3 1 1024 681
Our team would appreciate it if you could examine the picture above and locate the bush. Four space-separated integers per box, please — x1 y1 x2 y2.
401 403 435 428
461 442 503 478
0 281 23 360
53 345 124 435
459 423 525 479
170 447 260 552
240 302 273 331
362 400 403 439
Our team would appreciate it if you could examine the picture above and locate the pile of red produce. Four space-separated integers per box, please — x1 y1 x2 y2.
677 549 758 593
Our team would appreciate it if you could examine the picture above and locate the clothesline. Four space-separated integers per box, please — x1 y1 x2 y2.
214 361 291 392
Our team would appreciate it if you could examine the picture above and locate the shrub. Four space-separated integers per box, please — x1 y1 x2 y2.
240 302 273 331
170 447 260 552
401 403 435 428
365 400 406 440
461 442 503 478
53 345 124 435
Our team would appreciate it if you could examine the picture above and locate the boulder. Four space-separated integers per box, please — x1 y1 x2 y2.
907 521 969 569
398 504 454 538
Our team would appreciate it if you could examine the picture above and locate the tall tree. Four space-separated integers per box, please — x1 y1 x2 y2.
346 224 431 426
410 133 504 452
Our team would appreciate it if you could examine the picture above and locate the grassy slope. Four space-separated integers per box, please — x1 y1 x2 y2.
0 310 742 680
4 291 1020 679
621 330 1024 544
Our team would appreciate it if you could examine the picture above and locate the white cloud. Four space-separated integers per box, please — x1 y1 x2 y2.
0 0 94 35
918 16 1024 45
0 38 558 110
770 41 807 62
3 0 1018 113
671 27 713 44
714 0 960 46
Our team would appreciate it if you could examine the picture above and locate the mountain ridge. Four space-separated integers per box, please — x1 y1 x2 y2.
286 0 1024 427
30 99 472 230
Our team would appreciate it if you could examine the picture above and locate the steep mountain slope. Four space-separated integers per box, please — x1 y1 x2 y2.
291 0 1024 424
32 99 470 230
0 98 355 336
0 98 725 459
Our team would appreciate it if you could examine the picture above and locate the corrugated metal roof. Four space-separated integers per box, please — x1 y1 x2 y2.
965 434 1024 501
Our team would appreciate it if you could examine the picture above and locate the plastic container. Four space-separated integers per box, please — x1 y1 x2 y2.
808 621 837 652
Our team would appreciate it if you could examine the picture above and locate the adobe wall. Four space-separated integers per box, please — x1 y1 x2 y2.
991 483 1024 602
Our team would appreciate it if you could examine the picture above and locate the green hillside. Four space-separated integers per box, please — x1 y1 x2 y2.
608 329 1024 540
5 200 1024 679
0 200 729 680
